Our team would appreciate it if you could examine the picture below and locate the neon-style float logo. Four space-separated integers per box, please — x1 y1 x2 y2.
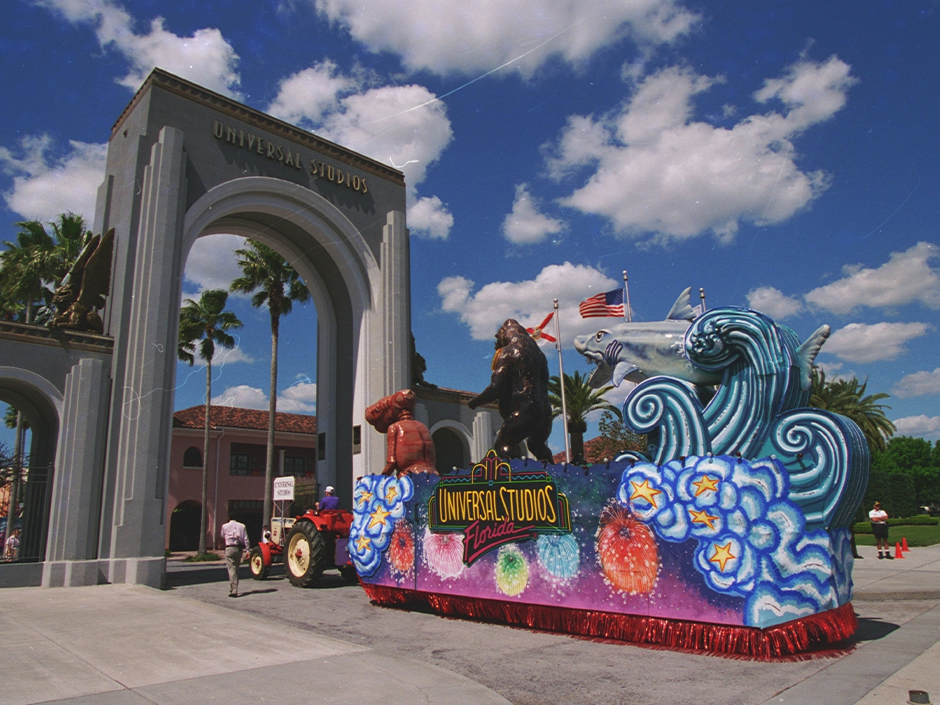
428 450 572 564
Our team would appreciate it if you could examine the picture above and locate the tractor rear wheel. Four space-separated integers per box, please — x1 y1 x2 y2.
285 521 326 587
248 547 269 580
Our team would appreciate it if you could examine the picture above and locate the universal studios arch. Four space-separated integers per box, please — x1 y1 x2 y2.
24 69 413 588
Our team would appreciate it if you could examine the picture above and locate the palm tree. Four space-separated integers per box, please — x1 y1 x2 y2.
178 289 243 555
230 240 310 528
810 367 895 453
549 370 621 463
0 214 88 323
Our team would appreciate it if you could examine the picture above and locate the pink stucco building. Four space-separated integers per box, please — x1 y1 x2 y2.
167 406 318 551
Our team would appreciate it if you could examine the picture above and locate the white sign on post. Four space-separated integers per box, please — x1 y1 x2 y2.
273 476 295 501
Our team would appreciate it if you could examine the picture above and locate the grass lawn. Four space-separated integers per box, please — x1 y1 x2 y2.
854 524 940 547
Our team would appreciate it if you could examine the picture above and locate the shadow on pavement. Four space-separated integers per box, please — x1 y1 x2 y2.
854 615 901 642
164 562 354 591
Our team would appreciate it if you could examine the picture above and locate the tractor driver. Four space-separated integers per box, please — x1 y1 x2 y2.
317 485 339 511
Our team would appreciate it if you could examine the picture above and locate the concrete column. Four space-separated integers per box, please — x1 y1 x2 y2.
104 126 186 587
380 210 410 394
414 402 429 428
472 411 495 465
42 358 110 587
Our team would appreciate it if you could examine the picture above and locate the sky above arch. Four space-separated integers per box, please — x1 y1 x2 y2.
0 0 938 451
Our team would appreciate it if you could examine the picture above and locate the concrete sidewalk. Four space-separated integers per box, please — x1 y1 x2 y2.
0 543 938 705
761 543 940 704
0 583 510 705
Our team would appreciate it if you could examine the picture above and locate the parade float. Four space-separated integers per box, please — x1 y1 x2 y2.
347 292 867 659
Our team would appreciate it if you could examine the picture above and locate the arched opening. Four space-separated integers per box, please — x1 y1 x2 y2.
176 178 383 512
432 427 469 474
168 500 201 552
0 377 60 563
182 446 202 468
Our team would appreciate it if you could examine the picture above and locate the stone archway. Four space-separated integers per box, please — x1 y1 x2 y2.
68 69 411 588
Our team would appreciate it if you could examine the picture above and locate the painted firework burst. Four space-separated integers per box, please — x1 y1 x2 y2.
536 533 580 580
388 519 415 577
423 527 465 579
596 503 659 594
494 544 529 597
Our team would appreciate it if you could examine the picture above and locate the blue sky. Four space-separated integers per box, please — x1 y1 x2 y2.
1 0 938 455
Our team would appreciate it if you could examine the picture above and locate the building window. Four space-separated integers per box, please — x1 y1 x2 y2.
284 456 305 476
183 446 202 468
230 452 250 476
353 425 361 455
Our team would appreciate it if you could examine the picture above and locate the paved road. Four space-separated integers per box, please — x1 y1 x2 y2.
159 543 940 705
1 543 937 705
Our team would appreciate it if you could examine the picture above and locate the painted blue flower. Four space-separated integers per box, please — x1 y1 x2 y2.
348 474 414 577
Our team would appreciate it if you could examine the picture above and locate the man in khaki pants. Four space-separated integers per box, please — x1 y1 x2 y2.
220 510 249 596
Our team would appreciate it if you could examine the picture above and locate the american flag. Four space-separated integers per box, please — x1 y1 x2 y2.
579 288 625 318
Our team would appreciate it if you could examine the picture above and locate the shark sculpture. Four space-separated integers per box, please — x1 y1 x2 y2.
574 288 720 389
574 288 831 393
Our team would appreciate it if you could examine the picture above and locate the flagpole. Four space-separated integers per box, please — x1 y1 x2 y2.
623 271 632 322
553 298 571 464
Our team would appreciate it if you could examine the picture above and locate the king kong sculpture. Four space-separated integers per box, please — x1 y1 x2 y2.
469 319 553 461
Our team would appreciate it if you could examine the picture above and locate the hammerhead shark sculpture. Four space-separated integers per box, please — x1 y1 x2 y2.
574 287 830 393
574 288 718 389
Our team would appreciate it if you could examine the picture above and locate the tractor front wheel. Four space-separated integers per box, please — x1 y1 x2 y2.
248 547 269 580
285 521 326 587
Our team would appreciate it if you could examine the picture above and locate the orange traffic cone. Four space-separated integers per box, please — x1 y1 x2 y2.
902 536 910 552
895 542 905 559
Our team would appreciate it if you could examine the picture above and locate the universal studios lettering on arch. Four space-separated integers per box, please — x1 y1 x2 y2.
212 120 369 194
427 450 572 565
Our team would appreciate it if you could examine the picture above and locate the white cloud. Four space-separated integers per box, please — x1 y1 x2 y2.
804 242 940 314
312 0 699 77
266 61 358 126
210 381 317 413
212 384 267 409
438 262 623 342
210 344 254 367
182 234 247 296
36 0 240 96
502 183 565 245
892 415 940 441
0 136 106 221
277 381 318 413
746 286 803 319
268 75 453 206
546 58 855 243
408 196 454 240
271 75 456 234
892 368 940 399
823 321 930 363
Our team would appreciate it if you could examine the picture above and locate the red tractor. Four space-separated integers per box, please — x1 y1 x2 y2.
248 508 358 587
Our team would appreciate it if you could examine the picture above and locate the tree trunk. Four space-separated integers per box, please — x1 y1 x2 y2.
263 313 279 529
200 360 211 556
570 420 587 464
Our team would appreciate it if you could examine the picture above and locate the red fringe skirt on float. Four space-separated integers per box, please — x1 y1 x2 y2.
361 584 857 660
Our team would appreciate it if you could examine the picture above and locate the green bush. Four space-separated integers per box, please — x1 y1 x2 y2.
183 552 222 562
853 515 939 533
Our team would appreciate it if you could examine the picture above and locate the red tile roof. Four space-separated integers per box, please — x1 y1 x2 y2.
173 406 317 434
552 436 630 465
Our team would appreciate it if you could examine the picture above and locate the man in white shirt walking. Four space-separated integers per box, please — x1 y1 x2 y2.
221 510 250 596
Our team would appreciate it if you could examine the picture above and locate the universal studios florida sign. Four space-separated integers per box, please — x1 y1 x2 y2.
427 451 573 565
